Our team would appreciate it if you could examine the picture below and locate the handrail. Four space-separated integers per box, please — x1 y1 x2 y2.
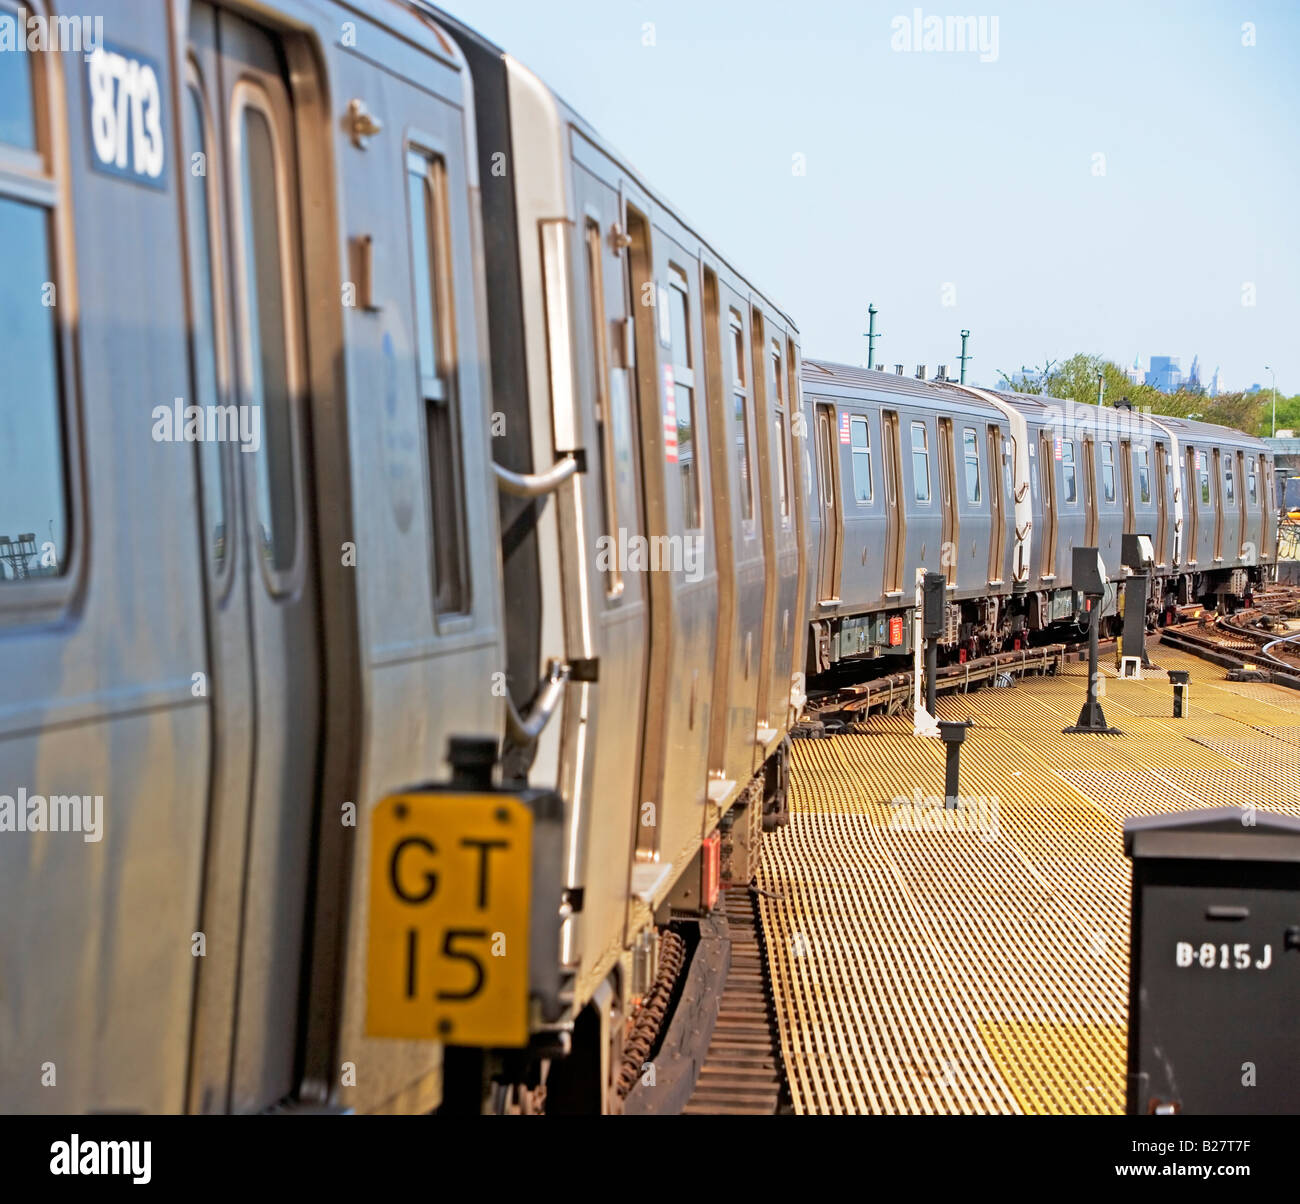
505 659 571 743
493 456 579 499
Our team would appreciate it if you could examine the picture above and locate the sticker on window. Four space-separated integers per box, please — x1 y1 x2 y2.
85 43 167 188
662 364 677 462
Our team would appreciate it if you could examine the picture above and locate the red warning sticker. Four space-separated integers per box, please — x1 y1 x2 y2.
663 364 678 463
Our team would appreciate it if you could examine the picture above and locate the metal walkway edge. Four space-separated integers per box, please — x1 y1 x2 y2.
683 887 785 1114
758 641 1300 1114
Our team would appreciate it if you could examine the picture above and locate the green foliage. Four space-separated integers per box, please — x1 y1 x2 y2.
1000 353 1297 438
1265 393 1300 436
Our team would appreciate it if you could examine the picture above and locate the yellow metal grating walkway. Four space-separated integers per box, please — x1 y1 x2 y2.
758 643 1300 1114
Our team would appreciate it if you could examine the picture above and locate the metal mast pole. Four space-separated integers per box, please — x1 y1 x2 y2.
865 304 879 369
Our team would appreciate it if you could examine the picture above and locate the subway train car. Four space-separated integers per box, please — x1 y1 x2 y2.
0 0 522 1117
798 364 1278 677
437 10 807 1111
802 363 1017 668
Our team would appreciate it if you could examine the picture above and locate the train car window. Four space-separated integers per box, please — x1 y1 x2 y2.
1061 440 1077 504
407 149 469 614
668 265 701 531
770 338 790 520
774 414 790 518
727 309 754 522
1248 461 1258 505
962 427 981 503
184 77 229 578
1198 457 1210 506
850 416 873 503
911 422 931 503
235 98 300 576
585 219 622 596
0 198 65 584
0 15 68 588
1100 441 1115 502
1135 445 1150 504
1133 447 1154 504
0 6 35 150
1224 455 1235 503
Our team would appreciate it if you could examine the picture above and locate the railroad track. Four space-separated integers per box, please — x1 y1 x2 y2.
1159 584 1300 687
682 887 786 1115
803 643 1065 727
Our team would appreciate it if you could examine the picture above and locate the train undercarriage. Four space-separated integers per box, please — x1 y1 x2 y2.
809 562 1272 685
441 741 792 1116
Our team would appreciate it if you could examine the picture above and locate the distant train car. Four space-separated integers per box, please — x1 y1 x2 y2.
801 363 1017 667
1147 414 1275 603
797 365 1278 677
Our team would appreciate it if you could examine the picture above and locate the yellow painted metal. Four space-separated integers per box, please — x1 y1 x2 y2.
367 792 532 1047
760 642 1300 1114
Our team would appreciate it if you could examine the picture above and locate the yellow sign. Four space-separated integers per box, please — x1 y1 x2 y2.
366 792 532 1046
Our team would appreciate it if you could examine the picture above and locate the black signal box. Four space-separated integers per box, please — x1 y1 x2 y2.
1123 806 1300 1115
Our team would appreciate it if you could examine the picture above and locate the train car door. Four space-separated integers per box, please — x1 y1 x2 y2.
1185 446 1199 564
763 333 800 742
708 292 764 798
1259 454 1274 562
702 273 763 806
1038 430 1057 579
881 410 904 595
987 423 1005 584
815 402 842 602
570 167 651 995
190 2 323 1112
1212 448 1224 560
1154 441 1170 566
1120 439 1135 534
1235 450 1247 560
624 202 718 890
937 418 958 587
1082 438 1098 547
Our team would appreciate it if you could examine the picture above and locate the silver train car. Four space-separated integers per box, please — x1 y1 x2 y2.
0 0 1277 1118
801 363 1278 671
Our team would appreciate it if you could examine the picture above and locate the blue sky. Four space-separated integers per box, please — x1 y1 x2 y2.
446 0 1300 395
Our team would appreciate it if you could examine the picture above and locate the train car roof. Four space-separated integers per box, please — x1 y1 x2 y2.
980 388 1269 451
1140 411 1271 450
802 360 989 408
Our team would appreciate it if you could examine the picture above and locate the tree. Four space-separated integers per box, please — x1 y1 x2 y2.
1011 352 1291 437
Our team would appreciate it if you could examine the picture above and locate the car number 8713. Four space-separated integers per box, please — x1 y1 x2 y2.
86 45 165 182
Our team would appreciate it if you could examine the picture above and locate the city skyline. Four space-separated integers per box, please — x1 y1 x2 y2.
448 0 1299 395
